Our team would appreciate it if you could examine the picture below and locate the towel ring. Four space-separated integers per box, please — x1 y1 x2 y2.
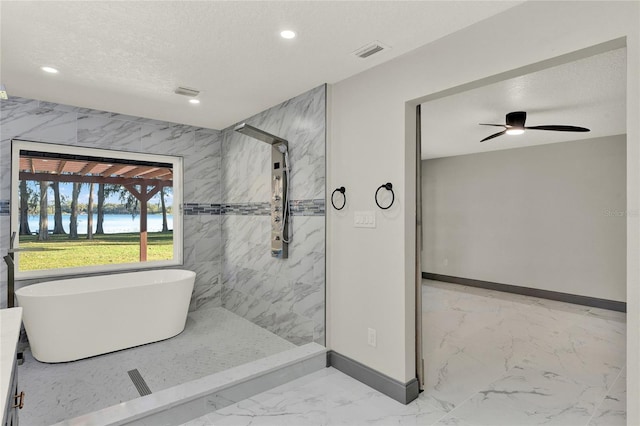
375 183 394 210
331 187 346 210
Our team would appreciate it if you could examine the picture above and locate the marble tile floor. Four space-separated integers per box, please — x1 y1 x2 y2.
182 280 626 425
19 306 296 426
420 279 626 425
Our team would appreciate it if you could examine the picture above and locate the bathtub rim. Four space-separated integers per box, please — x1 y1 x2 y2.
16 269 196 298
14 258 184 282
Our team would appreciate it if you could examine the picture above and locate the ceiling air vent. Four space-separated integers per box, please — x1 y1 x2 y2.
174 87 200 97
353 41 389 59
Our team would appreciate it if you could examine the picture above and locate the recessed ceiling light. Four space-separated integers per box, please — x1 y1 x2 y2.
189 99 200 104
41 66 59 74
280 30 296 39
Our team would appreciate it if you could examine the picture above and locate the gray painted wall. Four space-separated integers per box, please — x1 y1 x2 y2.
422 135 626 302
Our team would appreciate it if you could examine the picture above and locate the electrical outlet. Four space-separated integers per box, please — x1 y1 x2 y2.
367 328 377 347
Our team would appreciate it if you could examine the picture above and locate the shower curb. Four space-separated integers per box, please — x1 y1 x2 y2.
51 343 327 426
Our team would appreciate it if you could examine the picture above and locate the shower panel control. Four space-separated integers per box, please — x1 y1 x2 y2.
271 147 288 258
233 122 289 259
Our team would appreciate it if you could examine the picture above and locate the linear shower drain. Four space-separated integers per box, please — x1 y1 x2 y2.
128 369 152 396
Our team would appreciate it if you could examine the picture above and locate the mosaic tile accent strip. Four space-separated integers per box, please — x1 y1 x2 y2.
0 200 9 216
1 199 325 218
290 199 325 216
222 202 271 216
183 203 221 216
181 199 325 216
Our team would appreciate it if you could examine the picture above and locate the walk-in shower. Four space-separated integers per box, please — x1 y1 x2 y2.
6 83 326 426
234 123 290 258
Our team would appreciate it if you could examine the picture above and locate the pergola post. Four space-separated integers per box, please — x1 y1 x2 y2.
140 187 148 261
124 184 161 262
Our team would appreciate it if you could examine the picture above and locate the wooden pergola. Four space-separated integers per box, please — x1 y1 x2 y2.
19 153 173 261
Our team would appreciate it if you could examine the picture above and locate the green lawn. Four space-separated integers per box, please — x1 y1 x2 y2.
18 232 174 271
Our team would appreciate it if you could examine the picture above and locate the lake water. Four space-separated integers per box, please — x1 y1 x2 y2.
27 214 173 234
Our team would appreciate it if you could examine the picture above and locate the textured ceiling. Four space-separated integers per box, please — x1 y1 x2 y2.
421 48 626 159
0 1 521 130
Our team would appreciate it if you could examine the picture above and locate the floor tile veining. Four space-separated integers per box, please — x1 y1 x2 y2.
421 280 626 425
19 306 295 426
183 280 626 425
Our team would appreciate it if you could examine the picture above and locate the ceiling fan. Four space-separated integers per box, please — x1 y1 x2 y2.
479 111 590 142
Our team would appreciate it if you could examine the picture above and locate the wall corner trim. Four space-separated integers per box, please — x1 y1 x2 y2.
326 350 419 404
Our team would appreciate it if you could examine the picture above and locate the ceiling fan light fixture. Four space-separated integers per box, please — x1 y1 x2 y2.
506 128 525 136
479 111 589 143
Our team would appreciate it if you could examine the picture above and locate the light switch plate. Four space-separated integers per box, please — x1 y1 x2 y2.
354 211 376 228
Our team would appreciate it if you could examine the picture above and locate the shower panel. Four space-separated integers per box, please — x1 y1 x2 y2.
234 123 289 258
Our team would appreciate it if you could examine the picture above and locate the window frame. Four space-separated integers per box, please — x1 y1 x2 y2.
11 139 184 280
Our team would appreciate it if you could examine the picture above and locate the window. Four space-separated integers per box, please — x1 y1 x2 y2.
11 140 183 278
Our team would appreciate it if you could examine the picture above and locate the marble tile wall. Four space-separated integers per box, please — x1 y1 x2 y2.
0 85 326 346
221 84 326 346
0 97 221 310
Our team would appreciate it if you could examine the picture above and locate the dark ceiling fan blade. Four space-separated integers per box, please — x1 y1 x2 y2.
479 123 506 127
480 130 506 142
525 125 590 132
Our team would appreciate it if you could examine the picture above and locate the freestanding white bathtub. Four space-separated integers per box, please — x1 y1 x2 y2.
15 269 196 363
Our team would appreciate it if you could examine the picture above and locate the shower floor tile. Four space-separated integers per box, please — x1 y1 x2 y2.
18 306 296 426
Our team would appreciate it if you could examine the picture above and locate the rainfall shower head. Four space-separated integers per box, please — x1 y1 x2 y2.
234 123 288 151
